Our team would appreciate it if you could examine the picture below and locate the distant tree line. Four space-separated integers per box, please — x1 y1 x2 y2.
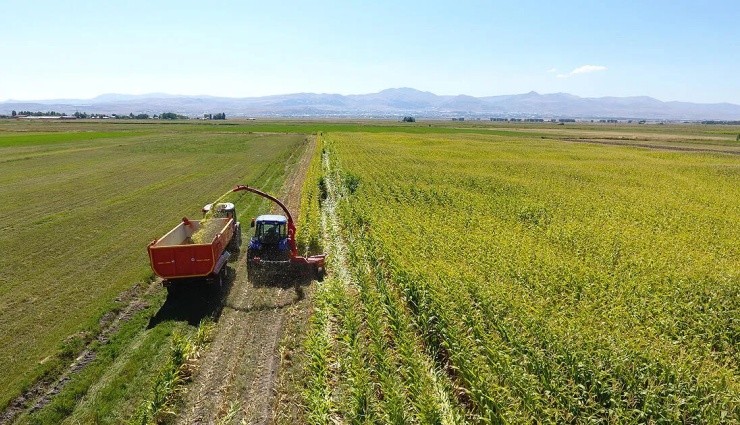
401 116 415 122
12 110 65 117
74 111 112 119
203 113 226 120
159 112 189 120
1 110 197 120
701 120 740 125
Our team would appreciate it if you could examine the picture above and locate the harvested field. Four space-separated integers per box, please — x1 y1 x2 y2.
0 120 306 423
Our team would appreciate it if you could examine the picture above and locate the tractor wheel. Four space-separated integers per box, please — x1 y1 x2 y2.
246 249 255 262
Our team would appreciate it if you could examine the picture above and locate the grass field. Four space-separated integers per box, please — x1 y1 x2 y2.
303 127 739 423
0 120 306 421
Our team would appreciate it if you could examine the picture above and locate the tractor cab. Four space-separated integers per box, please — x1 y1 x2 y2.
202 202 237 222
201 202 241 253
247 214 290 262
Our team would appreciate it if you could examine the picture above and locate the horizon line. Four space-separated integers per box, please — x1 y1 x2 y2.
2 88 738 106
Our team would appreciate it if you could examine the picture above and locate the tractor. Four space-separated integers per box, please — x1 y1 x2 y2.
202 201 241 254
231 185 326 280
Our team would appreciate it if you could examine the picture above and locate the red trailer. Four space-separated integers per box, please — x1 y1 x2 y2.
148 214 239 293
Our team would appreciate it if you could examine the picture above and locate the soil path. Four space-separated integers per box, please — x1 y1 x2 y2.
176 136 317 425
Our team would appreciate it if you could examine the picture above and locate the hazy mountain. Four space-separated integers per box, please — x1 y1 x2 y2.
2 88 739 120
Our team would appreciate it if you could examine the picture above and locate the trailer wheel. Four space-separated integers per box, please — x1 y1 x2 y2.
227 234 240 255
314 265 326 282
216 266 227 291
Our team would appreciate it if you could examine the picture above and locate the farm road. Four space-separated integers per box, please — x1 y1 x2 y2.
176 137 317 425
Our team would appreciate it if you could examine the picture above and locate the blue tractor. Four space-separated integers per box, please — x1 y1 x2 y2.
247 214 291 264
232 185 326 279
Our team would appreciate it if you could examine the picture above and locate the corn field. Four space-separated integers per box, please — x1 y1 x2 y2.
303 131 739 424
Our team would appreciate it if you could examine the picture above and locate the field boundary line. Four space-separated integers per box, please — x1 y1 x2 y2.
553 136 740 155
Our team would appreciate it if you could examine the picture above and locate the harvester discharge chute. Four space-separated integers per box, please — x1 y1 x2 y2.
231 185 326 279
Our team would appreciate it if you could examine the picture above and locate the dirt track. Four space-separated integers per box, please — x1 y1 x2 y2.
0 280 158 425
175 137 317 425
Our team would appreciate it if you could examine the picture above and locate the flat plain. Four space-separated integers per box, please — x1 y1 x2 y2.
1 119 738 424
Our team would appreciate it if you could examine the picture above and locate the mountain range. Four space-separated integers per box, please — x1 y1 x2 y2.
2 88 739 120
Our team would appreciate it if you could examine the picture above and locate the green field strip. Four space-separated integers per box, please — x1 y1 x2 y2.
0 130 149 148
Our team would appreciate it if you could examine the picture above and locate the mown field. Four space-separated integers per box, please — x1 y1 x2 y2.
302 127 739 423
0 120 307 422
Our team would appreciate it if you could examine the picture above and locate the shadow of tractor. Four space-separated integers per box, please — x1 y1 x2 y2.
248 266 314 301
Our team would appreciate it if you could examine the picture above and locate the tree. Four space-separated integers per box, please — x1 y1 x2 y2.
402 116 415 122
160 112 187 120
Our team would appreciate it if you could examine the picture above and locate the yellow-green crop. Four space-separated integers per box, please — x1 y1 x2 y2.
304 127 739 423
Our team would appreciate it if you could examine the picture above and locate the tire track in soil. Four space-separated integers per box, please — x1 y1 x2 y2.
176 136 317 425
0 280 159 425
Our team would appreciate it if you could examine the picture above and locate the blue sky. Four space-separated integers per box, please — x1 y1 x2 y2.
1 0 738 103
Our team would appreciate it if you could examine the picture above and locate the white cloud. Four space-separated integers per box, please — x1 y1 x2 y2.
547 67 558 73
557 65 607 78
